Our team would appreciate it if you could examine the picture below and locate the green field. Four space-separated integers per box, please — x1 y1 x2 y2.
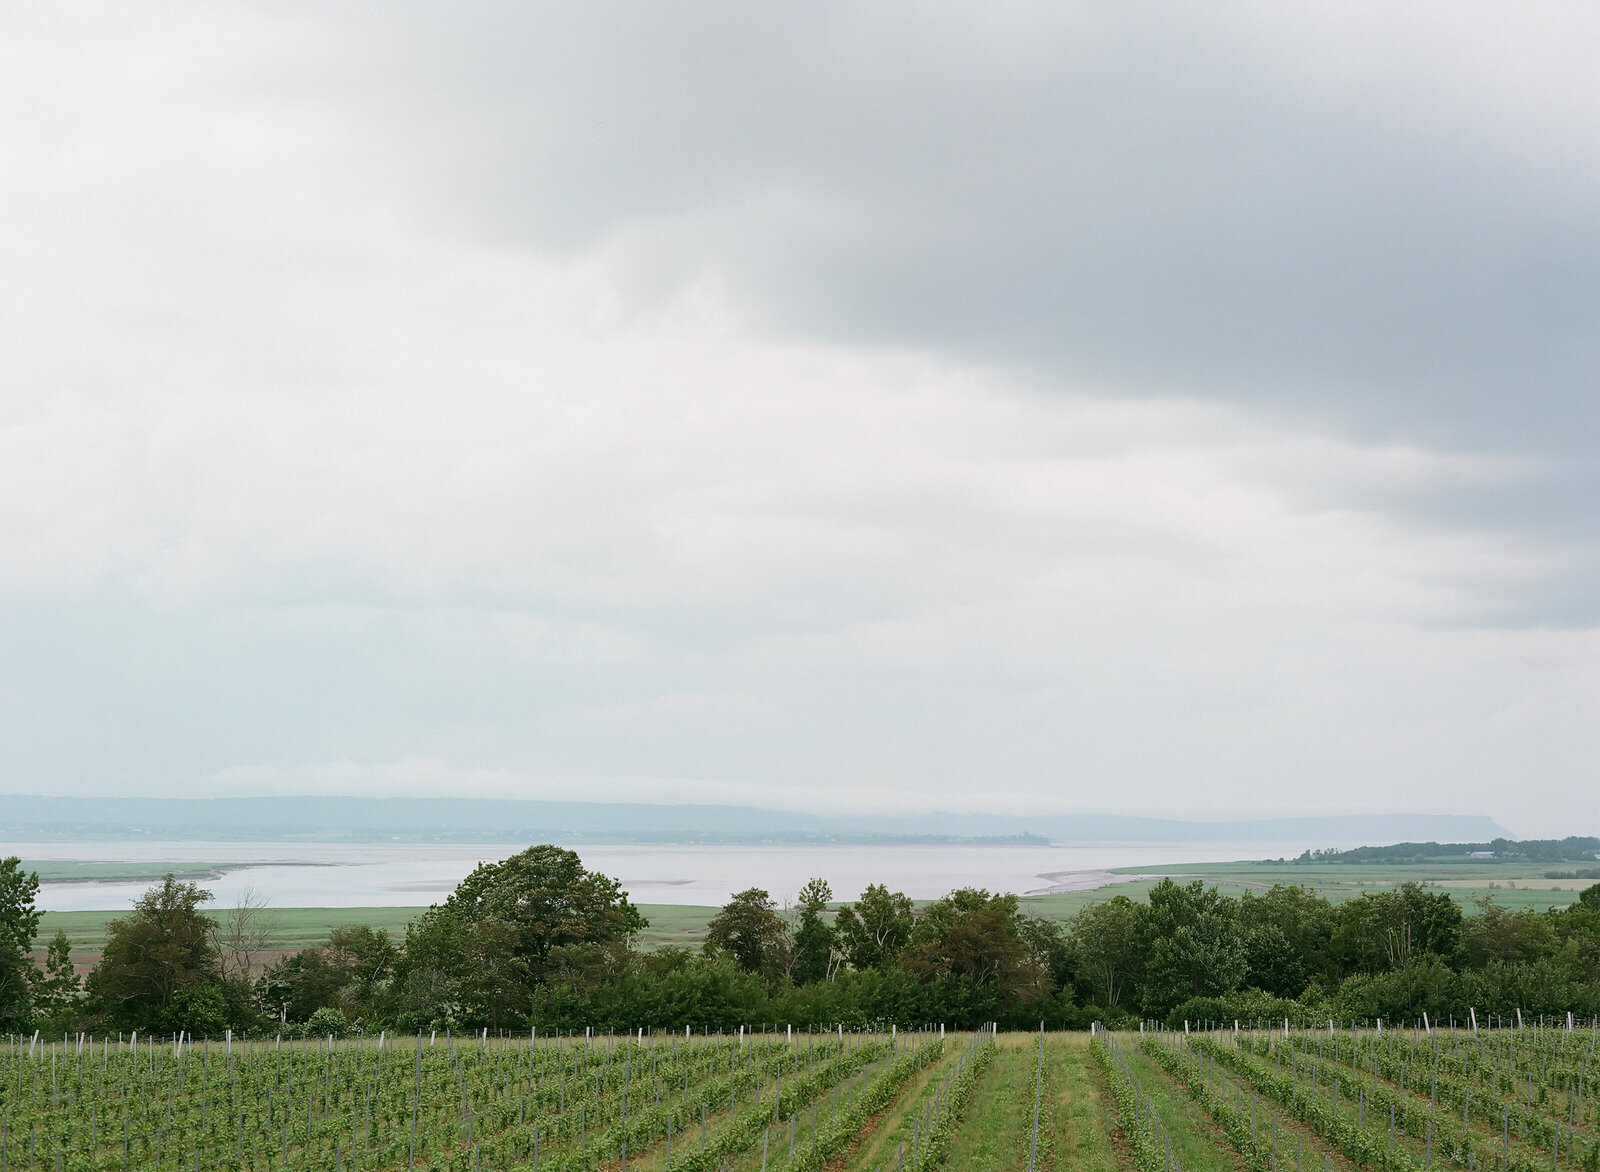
39 903 719 957
8 1021 1591 1172
24 859 240 883
1021 857 1594 922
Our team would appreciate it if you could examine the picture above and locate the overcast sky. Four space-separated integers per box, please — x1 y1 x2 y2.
2 3 1597 835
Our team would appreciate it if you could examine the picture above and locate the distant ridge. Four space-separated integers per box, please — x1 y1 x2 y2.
0 794 1510 847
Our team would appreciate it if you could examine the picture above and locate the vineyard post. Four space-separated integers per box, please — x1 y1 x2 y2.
1027 1023 1044 1172
408 1034 421 1170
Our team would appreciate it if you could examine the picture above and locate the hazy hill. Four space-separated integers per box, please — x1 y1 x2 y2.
0 794 1509 846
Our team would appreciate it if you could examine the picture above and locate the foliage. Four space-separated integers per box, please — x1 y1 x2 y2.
833 883 913 971
902 888 1046 1015
1136 879 1249 1016
25 846 1600 1035
703 888 792 982
32 928 82 1030
1071 894 1140 1008
1303 838 1600 865
86 873 220 1032
0 856 41 1031
305 1004 350 1037
790 878 835 985
399 845 647 1029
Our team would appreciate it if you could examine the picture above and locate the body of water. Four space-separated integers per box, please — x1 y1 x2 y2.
12 839 1315 912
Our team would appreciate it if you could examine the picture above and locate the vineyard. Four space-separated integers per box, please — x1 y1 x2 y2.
5 1020 1600 1171
1099 1018 1600 1172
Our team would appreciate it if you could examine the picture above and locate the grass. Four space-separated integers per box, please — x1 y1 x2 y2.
1050 1034 1121 1172
19 859 240 883
838 1048 957 1170
1120 1043 1246 1172
37 902 715 955
1020 860 1594 923
936 1031 1036 1170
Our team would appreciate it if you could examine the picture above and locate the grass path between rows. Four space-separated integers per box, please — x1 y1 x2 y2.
933 1032 1036 1170
834 1048 959 1171
1121 1044 1248 1172
1049 1034 1121 1172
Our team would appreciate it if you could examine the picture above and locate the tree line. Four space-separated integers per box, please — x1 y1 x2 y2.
3 848 1599 1037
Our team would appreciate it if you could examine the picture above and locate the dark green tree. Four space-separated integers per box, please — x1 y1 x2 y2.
258 948 351 1023
834 883 913 971
34 930 82 1030
1070 895 1140 1008
1333 882 1463 975
0 857 41 1031
455 917 533 1030
791 878 836 984
412 845 646 984
901 888 1043 1004
704 888 791 981
398 845 643 1029
1237 884 1336 987
87 875 220 1032
1018 915 1074 991
326 923 399 985
1136 879 1248 1017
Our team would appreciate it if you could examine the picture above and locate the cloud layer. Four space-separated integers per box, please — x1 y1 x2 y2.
0 3 1596 834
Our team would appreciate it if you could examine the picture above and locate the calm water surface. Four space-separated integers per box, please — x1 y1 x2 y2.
15 839 1316 912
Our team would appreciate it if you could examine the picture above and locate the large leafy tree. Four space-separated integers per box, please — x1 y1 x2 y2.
259 949 351 1023
790 878 836 985
1071 895 1140 1008
1333 882 1464 975
431 845 645 977
401 845 645 1028
0 857 42 1031
88 875 220 1031
704 888 791 982
34 930 83 1029
901 888 1043 1004
834 884 913 972
1136 879 1248 1017
1237 884 1336 988
258 923 398 1025
326 924 399 987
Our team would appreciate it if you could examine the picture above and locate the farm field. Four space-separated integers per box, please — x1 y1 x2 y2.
37 905 719 971
7 1021 1597 1171
1026 860 1595 921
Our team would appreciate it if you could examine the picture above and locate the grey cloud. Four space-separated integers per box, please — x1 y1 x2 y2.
313 3 1600 471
